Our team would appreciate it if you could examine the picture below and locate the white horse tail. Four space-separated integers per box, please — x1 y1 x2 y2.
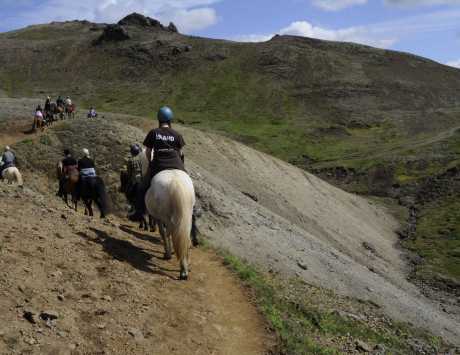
169 177 192 263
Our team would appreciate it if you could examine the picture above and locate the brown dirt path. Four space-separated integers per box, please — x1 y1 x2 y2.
0 180 273 354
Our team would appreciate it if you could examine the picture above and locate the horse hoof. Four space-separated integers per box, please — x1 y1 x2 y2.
179 273 188 281
163 254 172 261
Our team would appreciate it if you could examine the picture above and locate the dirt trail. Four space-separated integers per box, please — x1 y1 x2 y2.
0 178 273 354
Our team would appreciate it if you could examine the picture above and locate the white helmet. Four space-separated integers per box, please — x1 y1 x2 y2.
82 148 90 157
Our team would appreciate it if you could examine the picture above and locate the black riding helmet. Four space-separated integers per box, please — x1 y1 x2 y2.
64 149 71 156
130 144 141 156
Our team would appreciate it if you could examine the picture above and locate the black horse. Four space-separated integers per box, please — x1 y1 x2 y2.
119 170 157 231
78 177 109 218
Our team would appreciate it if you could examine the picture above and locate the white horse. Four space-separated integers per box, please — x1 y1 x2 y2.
2 167 23 187
145 169 195 280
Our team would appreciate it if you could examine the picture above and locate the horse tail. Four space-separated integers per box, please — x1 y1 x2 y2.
12 168 23 187
169 176 192 262
95 177 109 216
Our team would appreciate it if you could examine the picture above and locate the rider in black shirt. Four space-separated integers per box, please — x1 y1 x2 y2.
129 106 185 221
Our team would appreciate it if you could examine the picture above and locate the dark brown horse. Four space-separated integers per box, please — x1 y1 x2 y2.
78 176 109 219
57 162 79 210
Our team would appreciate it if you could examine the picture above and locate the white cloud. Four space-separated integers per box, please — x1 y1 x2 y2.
0 0 220 33
278 21 396 48
235 9 460 50
158 7 218 32
446 59 460 68
234 34 274 42
235 21 396 48
385 0 460 6
311 0 367 11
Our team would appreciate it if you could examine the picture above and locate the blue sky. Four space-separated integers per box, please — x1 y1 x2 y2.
0 0 459 67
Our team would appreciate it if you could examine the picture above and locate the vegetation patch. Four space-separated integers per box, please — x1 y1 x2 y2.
404 196 460 284
216 249 449 354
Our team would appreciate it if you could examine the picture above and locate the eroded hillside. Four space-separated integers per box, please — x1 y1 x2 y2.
2 98 458 348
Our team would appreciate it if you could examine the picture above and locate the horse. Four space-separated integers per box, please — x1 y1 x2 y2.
65 104 75 119
57 162 79 211
78 177 109 218
1 166 23 187
46 103 64 121
120 170 157 232
145 169 195 280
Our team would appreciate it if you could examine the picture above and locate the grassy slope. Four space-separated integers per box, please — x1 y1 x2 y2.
219 249 450 354
1 20 460 285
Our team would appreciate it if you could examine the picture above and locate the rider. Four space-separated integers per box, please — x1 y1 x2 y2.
34 105 44 127
78 148 96 178
129 106 185 221
125 143 144 212
87 107 97 118
56 96 64 107
0 146 16 177
44 96 51 112
77 148 97 198
65 96 72 107
57 149 78 197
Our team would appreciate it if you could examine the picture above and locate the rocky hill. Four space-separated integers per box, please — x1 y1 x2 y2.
1 15 459 292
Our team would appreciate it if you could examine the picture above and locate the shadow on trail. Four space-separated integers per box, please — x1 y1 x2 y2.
77 228 177 279
118 225 162 246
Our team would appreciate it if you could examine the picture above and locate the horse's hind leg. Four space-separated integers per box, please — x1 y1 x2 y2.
160 224 172 260
72 195 78 212
180 256 189 281
139 216 148 231
84 200 93 216
191 213 199 247
149 215 157 233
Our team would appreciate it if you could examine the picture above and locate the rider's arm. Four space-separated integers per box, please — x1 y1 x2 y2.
146 147 153 163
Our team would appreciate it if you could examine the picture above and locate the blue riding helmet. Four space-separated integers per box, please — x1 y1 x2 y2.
157 106 174 123
130 143 141 156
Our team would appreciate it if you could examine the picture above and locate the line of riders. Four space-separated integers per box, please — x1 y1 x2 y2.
33 95 98 131
57 105 198 242
3 106 198 279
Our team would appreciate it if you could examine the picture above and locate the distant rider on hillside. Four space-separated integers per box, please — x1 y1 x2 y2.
56 96 64 108
57 149 78 197
87 107 97 118
44 96 51 112
65 96 72 107
129 106 185 221
0 146 17 177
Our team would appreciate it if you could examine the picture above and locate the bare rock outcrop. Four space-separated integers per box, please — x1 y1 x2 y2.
118 13 179 33
95 24 130 44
